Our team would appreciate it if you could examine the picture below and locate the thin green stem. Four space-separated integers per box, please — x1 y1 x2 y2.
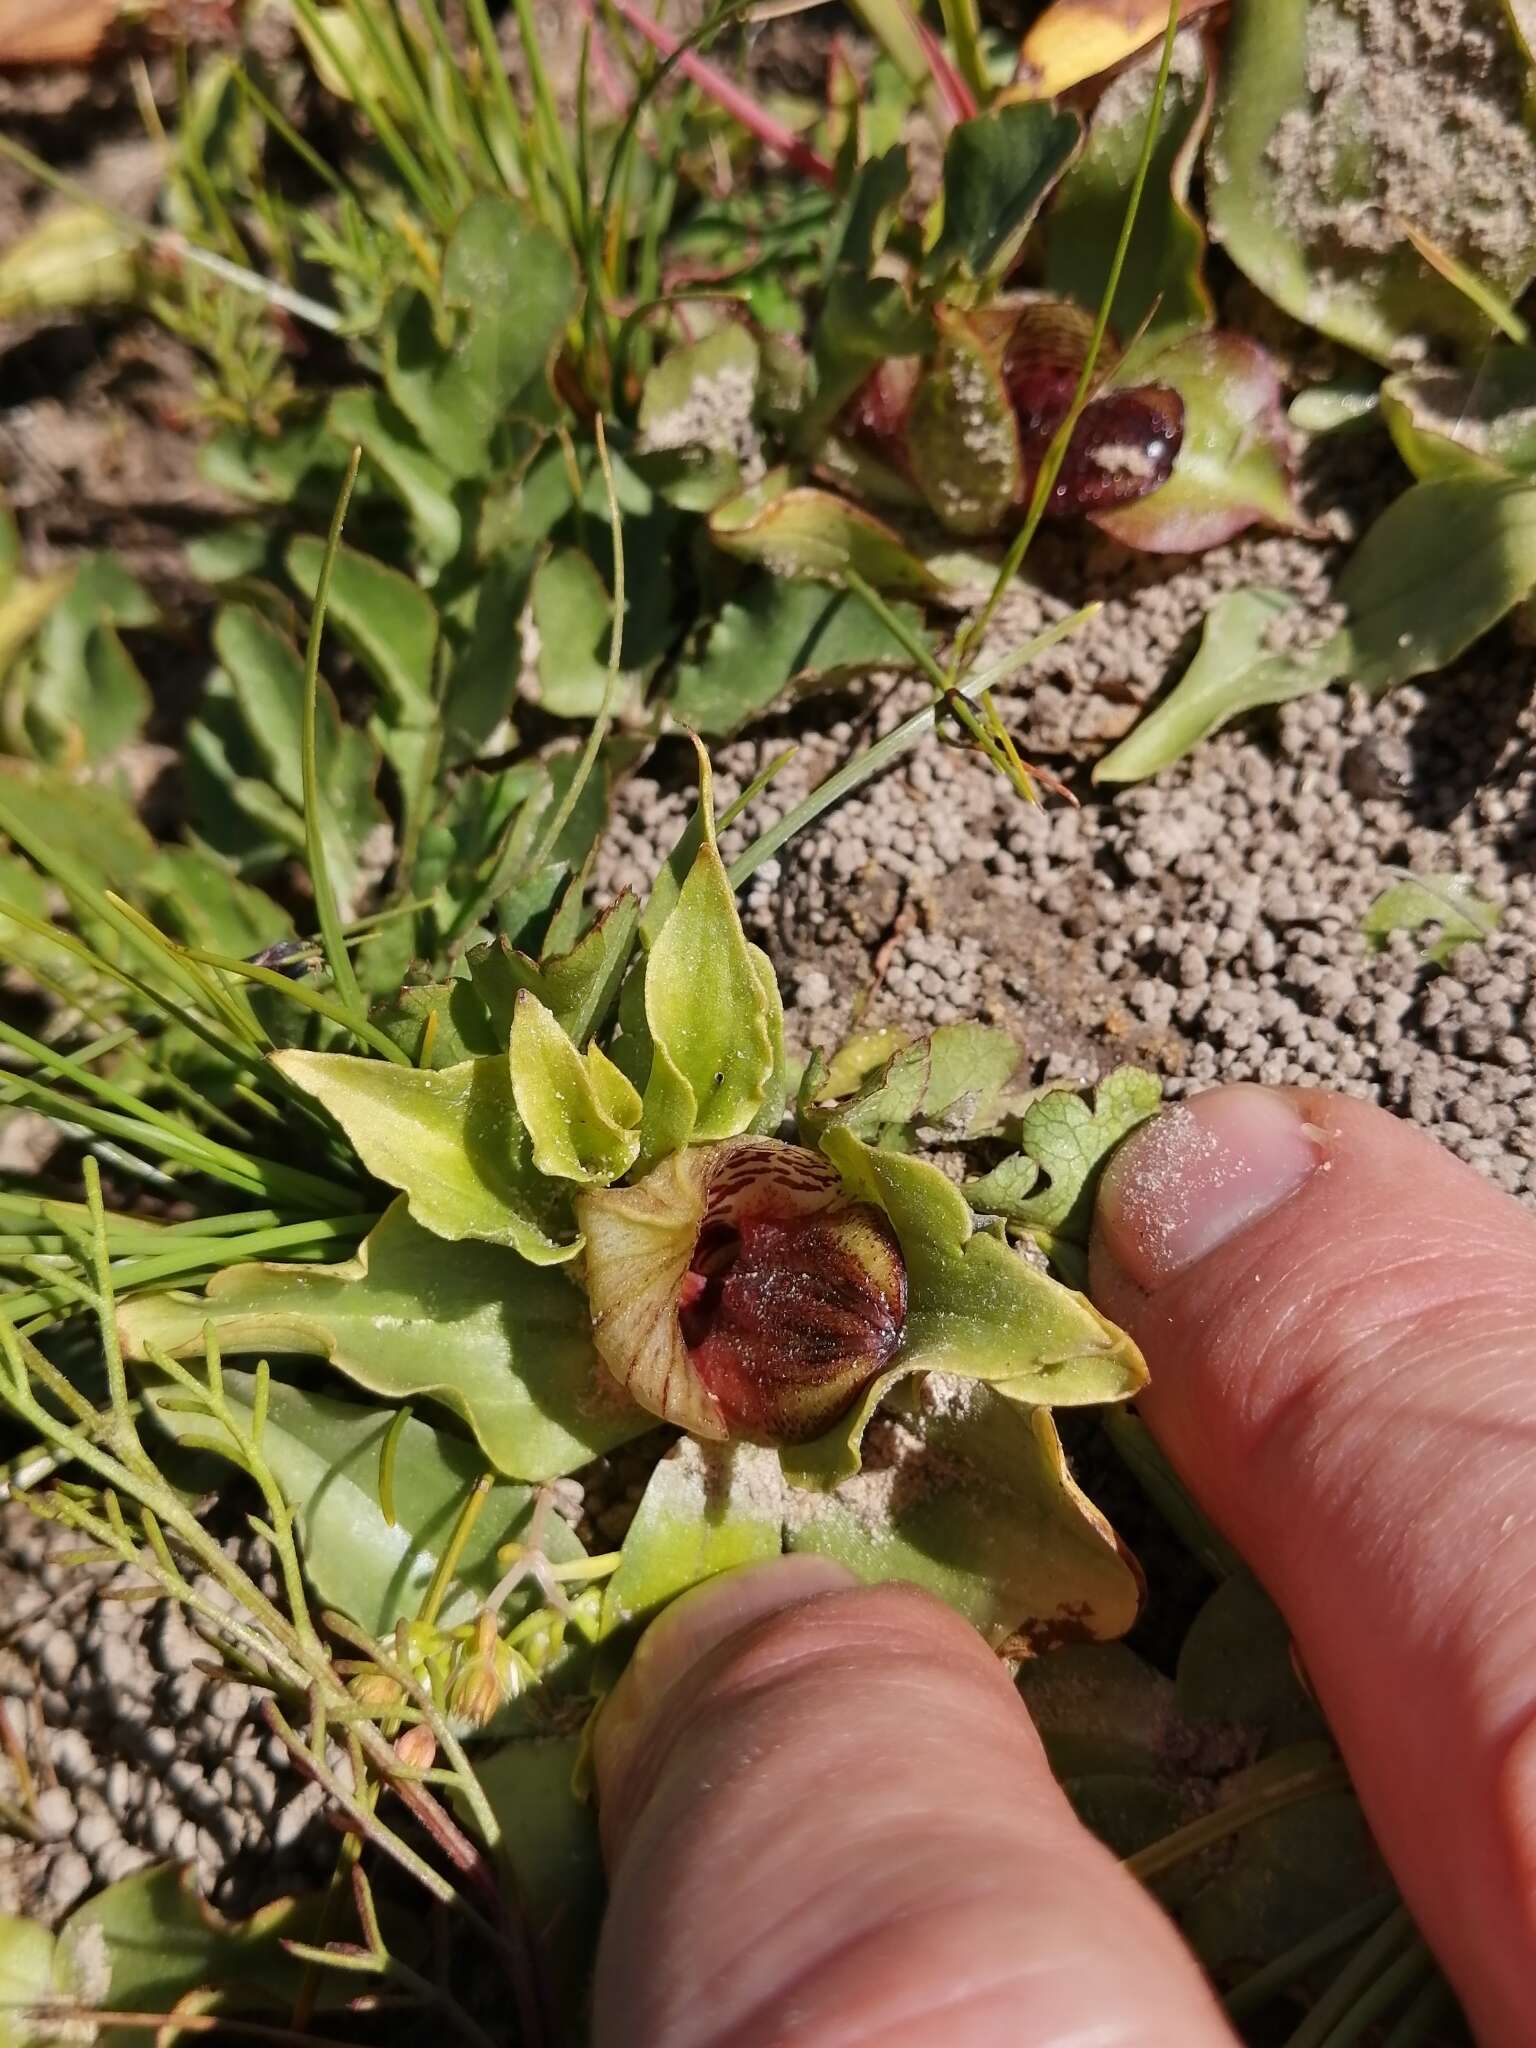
301 446 366 1017
1224 1895 1398 2021
1380 1974 1457 2047
1279 1907 1418 2048
727 604 1098 889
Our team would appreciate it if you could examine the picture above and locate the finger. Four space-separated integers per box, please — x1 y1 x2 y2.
1091 1083 1536 2047
593 1557 1235 2048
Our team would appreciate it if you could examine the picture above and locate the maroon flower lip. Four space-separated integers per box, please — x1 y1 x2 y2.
577 1137 909 1447
679 1203 907 1444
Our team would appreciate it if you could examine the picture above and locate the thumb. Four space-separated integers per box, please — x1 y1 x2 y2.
592 1556 1234 2048
1090 1084 1536 2047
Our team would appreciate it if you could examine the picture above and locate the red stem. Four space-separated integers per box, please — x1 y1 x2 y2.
610 0 838 189
912 11 977 122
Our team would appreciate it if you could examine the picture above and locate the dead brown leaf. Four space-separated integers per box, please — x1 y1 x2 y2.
0 0 124 66
1015 0 1225 100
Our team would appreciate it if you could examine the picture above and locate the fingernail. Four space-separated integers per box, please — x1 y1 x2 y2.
1097 1085 1322 1292
594 1555 855 1859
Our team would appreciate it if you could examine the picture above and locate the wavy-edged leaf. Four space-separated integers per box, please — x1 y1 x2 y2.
470 891 640 1048
803 1022 1025 1145
272 1048 579 1262
118 1199 644 1481
146 1372 580 1633
785 1379 1141 1650
965 1067 1163 1255
1092 332 1304 552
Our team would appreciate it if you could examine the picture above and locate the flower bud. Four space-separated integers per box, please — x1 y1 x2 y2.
578 1137 906 1445
445 1612 520 1730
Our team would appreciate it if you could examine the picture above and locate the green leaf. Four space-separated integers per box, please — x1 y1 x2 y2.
965 1067 1163 1249
1361 872 1501 967
200 410 354 514
64 1866 329 2045
906 308 1024 540
469 891 640 1047
1207 0 1536 363
640 776 774 1153
1093 587 1328 784
9 555 155 767
600 1437 783 1639
803 1022 1025 1145
211 602 389 912
272 1047 580 1262
508 990 642 1183
285 536 438 725
1381 350 1536 482
144 846 295 958
791 1129 1147 1485
1044 32 1213 345
1336 476 1536 695
382 197 577 478
928 102 1081 287
118 1199 645 1481
710 470 949 600
529 549 634 719
671 574 933 735
785 1380 1141 1650
0 1913 81 2048
147 1373 581 1633
0 205 137 321
440 550 535 759
328 388 462 569
1093 332 1304 553
1175 1576 1324 1754
469 1739 603 2030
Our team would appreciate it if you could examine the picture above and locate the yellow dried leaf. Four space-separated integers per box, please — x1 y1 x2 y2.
1014 0 1222 101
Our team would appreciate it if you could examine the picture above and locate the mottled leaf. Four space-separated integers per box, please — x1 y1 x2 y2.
906 309 1023 540
965 1067 1163 1251
118 1199 644 1481
803 1023 1025 1144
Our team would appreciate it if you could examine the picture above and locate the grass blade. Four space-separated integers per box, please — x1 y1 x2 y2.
301 447 367 1019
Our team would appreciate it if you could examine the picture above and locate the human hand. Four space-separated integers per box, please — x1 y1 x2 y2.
591 1085 1536 2047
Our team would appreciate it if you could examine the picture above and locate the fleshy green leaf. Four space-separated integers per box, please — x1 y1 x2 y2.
1092 332 1303 553
806 1127 1147 1458
785 1379 1142 1649
64 1866 330 2045
927 102 1081 287
0 1914 82 2048
1361 872 1501 967
1381 350 1536 482
906 309 1024 540
600 1437 783 1639
671 574 932 736
7 554 155 767
382 197 577 477
470 892 640 1047
709 470 949 599
1043 30 1213 345
529 549 638 720
328 388 462 568
508 989 642 1183
272 1048 579 1261
118 1199 645 1480
803 1023 1025 1145
146 1373 581 1633
1207 0 1536 363
639 323 760 439
965 1067 1163 1252
639 768 774 1154
1093 587 1327 784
